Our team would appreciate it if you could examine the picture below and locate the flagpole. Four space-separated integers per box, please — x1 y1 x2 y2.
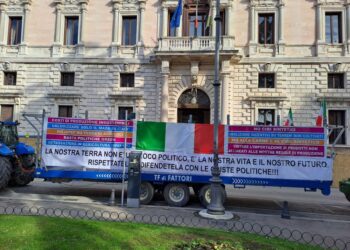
199 0 233 220
195 0 199 37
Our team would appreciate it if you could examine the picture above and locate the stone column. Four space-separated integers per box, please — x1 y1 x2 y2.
226 4 233 37
111 0 121 56
79 2 87 44
249 4 255 43
248 3 257 55
0 3 7 45
346 2 350 53
139 0 146 44
277 0 285 55
316 3 322 42
112 3 119 43
18 2 30 54
162 6 168 37
160 60 170 122
21 3 30 43
54 4 62 44
76 1 88 55
315 2 325 55
52 2 62 56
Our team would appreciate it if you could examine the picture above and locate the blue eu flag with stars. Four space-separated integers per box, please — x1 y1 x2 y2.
170 0 182 28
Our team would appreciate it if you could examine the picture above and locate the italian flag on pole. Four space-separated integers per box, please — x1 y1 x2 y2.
283 108 294 126
135 122 225 154
316 99 327 127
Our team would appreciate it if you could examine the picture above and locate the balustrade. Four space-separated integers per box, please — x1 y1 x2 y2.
158 36 234 52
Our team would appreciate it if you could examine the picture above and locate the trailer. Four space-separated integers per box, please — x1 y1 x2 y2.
30 114 334 207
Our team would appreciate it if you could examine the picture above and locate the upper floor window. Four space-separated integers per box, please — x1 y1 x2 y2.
1 105 14 122
258 13 274 44
118 106 134 120
257 109 275 125
58 105 73 118
325 12 342 44
182 1 209 37
8 17 22 45
328 73 344 89
3 72 17 86
258 73 275 88
328 110 346 145
64 16 79 45
122 16 137 45
61 72 75 86
188 13 209 37
120 73 135 87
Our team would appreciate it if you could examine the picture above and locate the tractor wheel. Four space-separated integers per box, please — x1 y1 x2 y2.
346 193 350 202
10 154 35 187
0 157 12 190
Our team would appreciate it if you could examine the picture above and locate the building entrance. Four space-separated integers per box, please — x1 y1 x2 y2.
177 88 210 124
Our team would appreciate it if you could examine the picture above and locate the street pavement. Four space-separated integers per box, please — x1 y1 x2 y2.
0 179 349 245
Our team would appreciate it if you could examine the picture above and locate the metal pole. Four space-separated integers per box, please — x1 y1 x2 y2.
206 0 225 215
121 109 128 206
40 109 46 169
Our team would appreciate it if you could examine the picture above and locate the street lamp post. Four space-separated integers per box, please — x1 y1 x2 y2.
199 0 233 220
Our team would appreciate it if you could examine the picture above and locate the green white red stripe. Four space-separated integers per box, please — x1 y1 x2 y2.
135 121 225 154
316 99 327 127
284 108 294 126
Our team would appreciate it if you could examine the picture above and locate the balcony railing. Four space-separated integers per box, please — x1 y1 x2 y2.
157 36 235 52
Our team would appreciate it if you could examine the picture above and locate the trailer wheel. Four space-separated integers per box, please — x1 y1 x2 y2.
198 184 227 208
140 182 154 205
9 155 35 187
192 185 200 196
164 183 190 207
0 157 12 190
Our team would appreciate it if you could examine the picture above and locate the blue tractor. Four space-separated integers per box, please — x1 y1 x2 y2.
0 121 36 190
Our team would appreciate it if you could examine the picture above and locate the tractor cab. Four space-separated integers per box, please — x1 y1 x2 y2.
0 121 19 149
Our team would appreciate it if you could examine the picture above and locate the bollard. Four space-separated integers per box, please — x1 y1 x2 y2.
108 188 116 206
281 201 291 219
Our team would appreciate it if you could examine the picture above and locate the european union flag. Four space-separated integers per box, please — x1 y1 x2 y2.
170 0 182 28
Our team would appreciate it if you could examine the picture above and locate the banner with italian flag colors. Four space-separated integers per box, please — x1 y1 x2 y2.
135 121 225 154
316 99 327 127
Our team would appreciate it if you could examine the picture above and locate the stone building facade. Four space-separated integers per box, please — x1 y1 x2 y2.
0 0 349 154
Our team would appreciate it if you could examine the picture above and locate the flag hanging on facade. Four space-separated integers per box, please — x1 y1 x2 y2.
194 0 199 29
135 121 225 154
170 0 183 28
316 99 327 127
283 108 294 126
205 7 212 29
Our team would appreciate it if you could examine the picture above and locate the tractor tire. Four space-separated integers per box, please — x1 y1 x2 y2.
346 193 350 202
0 157 12 190
10 154 35 187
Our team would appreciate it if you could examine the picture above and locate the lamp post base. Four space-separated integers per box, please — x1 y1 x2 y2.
199 209 234 220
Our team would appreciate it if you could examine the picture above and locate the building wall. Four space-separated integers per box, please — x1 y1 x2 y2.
0 0 349 187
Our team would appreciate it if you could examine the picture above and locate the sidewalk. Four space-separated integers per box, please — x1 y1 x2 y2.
1 187 350 246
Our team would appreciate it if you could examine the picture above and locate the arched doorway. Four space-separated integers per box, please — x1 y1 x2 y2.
177 88 210 124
